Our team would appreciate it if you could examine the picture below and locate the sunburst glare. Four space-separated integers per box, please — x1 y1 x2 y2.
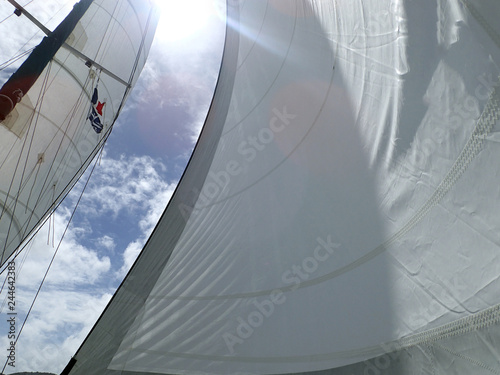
154 0 214 42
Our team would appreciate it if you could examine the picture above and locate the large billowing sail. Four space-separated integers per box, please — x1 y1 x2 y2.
0 0 158 266
65 1 500 374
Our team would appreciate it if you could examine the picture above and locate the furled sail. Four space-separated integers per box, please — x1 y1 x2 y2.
0 0 158 266
65 0 500 374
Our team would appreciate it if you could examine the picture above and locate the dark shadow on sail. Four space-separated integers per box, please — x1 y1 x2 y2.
395 1 439 156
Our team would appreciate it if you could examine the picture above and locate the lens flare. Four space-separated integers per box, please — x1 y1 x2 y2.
154 0 213 42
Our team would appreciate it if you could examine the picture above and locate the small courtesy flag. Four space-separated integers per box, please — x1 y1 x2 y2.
88 87 106 133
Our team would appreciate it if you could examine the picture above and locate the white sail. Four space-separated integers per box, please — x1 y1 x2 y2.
65 1 500 374
0 0 158 266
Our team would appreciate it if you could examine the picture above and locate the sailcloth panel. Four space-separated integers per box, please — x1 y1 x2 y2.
0 0 157 265
69 0 500 374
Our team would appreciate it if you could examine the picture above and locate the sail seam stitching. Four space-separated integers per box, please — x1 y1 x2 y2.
431 342 500 374
386 80 500 246
397 304 500 348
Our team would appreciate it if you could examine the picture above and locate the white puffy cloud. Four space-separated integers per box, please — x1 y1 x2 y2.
15 207 111 290
66 153 177 279
117 185 175 279
97 235 115 252
114 159 176 277
72 153 172 219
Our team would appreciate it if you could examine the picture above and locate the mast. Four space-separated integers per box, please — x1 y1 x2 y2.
0 0 93 120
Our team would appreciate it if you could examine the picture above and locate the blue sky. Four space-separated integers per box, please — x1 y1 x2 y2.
0 0 225 373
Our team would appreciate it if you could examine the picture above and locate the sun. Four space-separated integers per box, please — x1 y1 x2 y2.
154 0 214 42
